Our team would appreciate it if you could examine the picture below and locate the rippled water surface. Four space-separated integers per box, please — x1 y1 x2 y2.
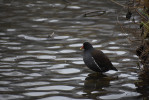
0 0 146 100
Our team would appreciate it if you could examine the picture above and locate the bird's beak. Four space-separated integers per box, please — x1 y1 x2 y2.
80 46 84 50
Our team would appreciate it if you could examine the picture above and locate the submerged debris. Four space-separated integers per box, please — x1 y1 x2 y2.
83 10 106 17
48 32 55 38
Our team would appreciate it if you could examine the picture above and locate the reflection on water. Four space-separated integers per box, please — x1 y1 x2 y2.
0 0 147 99
83 73 111 99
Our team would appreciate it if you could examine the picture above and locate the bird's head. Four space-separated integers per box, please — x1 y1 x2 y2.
80 42 93 50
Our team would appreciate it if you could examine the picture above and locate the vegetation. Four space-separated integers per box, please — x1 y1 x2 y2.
111 0 149 75
134 0 149 74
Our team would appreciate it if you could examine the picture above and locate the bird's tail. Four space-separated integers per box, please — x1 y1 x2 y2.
111 66 118 71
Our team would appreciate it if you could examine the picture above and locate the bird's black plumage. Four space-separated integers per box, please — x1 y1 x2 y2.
81 42 117 72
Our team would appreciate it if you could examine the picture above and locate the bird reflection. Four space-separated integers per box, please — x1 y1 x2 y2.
83 73 117 98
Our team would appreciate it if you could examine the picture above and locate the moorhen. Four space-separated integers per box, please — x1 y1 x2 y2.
80 42 118 73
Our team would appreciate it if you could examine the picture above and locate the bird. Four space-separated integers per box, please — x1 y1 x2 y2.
80 42 118 73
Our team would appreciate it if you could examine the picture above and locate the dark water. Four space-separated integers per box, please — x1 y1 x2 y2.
0 0 147 100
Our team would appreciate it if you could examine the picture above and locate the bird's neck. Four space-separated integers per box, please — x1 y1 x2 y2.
84 48 94 52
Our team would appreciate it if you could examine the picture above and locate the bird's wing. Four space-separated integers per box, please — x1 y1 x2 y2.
91 49 113 71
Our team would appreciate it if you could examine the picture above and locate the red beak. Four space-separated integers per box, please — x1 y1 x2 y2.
80 46 84 50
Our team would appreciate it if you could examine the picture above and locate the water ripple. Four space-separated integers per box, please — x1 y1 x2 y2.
102 50 126 55
67 6 81 9
53 68 80 74
27 85 75 91
69 43 82 47
100 90 140 99
24 91 59 97
0 0 141 99
32 18 48 22
12 82 50 87
122 84 136 89
56 57 82 61
51 77 85 81
37 55 56 60
72 61 84 64
38 96 78 100
59 50 76 53
54 36 70 39
18 35 47 41
1 71 25 76
49 64 69 69
26 50 58 54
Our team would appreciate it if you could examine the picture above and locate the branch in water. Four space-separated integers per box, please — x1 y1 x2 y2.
48 32 55 38
83 10 106 17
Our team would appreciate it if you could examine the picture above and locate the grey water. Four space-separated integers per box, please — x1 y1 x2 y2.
0 0 147 100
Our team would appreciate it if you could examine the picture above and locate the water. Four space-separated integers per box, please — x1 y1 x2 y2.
0 0 147 100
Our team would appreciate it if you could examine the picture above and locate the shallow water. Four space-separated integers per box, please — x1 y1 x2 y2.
0 0 147 100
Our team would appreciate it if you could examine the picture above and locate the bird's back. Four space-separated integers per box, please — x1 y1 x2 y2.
83 50 102 72
91 49 117 72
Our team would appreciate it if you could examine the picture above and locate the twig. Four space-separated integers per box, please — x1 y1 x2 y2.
116 12 126 34
135 9 148 21
110 0 143 9
116 11 141 42
62 0 70 4
83 10 106 17
110 0 127 8
48 32 55 38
